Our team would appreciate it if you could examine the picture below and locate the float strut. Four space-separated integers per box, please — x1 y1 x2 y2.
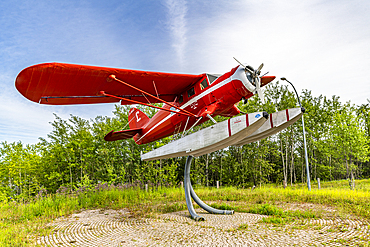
184 155 234 221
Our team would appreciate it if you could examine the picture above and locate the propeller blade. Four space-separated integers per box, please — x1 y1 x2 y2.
233 57 254 74
233 57 245 68
256 63 264 75
257 87 265 104
260 71 269 78
254 77 265 104
257 63 264 71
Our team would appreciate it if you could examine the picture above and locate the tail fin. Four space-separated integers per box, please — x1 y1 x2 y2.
104 107 149 142
128 107 150 129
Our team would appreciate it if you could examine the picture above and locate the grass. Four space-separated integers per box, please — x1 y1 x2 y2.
0 186 185 246
194 180 370 219
2 179 370 246
246 203 317 225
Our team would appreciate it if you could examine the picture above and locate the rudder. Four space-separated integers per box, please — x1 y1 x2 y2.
128 107 150 129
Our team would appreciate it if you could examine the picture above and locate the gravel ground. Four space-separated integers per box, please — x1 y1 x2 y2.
36 207 370 246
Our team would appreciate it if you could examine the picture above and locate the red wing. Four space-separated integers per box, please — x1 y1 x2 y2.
16 63 204 105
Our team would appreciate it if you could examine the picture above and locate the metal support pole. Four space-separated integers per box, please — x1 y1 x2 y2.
280 78 311 191
301 115 311 191
184 156 234 220
189 183 234 215
184 156 204 221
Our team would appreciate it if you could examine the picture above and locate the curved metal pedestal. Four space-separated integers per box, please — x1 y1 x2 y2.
184 156 234 221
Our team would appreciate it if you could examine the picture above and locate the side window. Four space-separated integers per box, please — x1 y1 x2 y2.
187 87 195 98
207 74 219 84
200 78 208 90
178 94 183 104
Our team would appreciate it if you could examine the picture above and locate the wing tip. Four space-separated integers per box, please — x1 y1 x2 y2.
15 65 40 103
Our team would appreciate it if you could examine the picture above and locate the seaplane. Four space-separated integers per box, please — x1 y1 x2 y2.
15 58 304 221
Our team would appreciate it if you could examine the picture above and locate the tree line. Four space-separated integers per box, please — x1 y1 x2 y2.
0 83 369 201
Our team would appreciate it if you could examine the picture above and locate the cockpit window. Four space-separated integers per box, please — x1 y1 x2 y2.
187 87 195 98
206 74 219 84
200 78 208 90
178 94 183 104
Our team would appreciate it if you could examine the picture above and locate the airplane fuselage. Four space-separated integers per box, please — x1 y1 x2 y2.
134 66 274 144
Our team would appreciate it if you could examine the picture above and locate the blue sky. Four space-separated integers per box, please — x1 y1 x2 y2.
1 0 369 144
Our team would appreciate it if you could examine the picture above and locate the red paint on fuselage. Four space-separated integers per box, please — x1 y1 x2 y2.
133 66 275 144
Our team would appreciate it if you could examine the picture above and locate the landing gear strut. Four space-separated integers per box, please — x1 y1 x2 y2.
184 156 234 221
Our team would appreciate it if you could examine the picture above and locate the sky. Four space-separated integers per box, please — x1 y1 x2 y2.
0 0 369 144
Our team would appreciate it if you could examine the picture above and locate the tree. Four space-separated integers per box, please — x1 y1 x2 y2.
331 103 369 189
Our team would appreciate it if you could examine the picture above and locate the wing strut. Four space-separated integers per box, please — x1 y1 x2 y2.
153 81 159 98
108 75 198 118
99 91 194 117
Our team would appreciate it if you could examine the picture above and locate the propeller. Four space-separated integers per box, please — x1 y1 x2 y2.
233 57 266 104
254 76 265 104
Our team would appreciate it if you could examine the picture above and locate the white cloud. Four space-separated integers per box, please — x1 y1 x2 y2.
0 75 53 144
0 1 129 144
183 0 370 105
0 73 116 144
1 0 370 144
164 0 188 69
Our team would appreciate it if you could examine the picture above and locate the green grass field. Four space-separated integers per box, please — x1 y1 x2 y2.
2 179 370 246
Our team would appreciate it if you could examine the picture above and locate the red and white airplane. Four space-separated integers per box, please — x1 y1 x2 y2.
15 59 275 144
16 60 307 220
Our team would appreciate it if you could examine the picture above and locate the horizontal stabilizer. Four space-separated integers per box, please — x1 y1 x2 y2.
104 128 142 141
